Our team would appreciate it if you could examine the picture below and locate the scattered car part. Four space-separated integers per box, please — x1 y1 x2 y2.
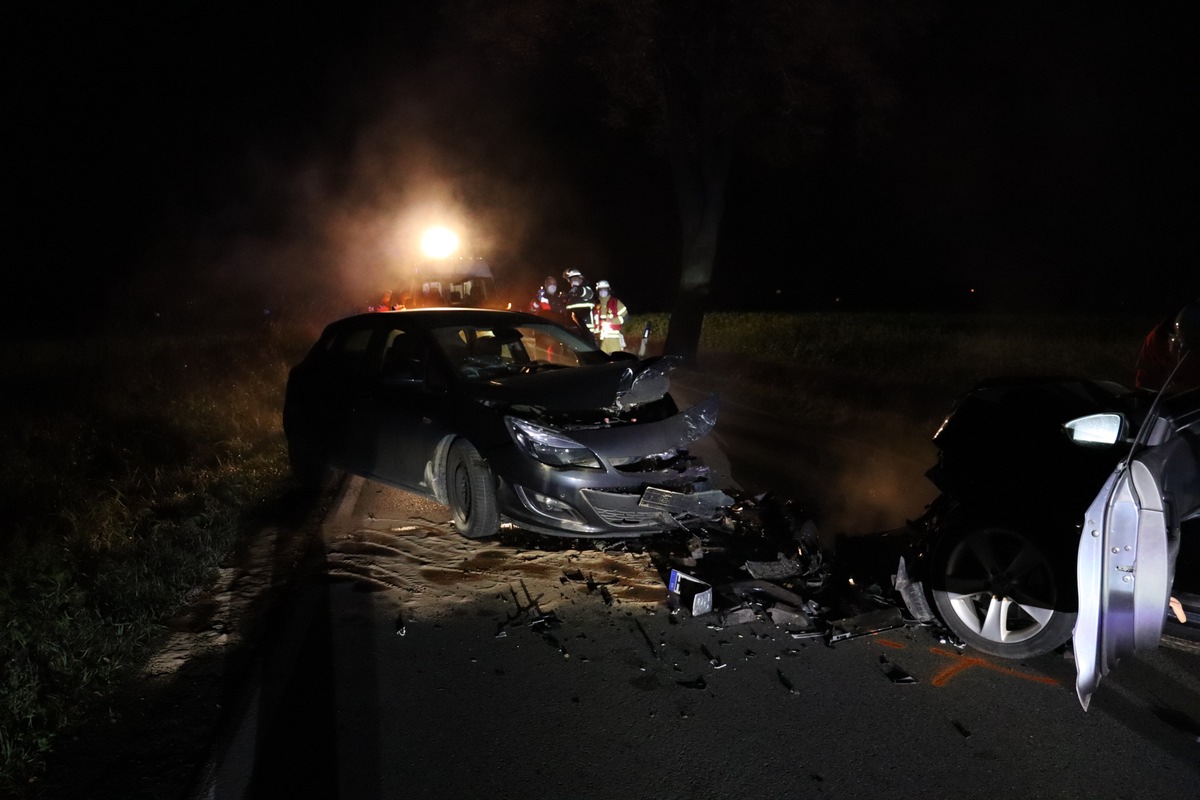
668 569 713 616
878 655 917 684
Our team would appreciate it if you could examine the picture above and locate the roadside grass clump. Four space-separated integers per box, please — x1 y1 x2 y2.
0 324 312 791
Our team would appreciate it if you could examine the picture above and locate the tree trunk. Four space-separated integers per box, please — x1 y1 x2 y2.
662 73 734 363
664 286 708 362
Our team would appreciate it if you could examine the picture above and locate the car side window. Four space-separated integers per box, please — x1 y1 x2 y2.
521 327 581 366
323 326 375 376
382 329 426 381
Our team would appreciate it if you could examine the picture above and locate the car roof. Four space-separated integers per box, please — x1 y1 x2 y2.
324 308 549 334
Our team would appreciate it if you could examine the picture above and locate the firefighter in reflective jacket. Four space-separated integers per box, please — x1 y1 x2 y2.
562 269 595 338
592 280 628 354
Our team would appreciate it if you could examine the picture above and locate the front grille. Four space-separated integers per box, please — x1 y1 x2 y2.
579 489 670 527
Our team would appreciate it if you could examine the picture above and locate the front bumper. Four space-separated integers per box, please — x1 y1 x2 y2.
488 395 730 537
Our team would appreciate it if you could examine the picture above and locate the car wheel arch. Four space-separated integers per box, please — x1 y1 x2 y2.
928 521 1079 657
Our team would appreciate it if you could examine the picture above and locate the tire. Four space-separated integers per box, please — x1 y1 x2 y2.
446 439 499 539
931 525 1076 658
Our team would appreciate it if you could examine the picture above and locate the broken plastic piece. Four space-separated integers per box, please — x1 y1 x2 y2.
714 606 758 626
878 654 917 684
668 569 713 616
724 580 808 609
776 669 796 694
634 618 662 662
894 556 936 623
951 719 972 738
529 611 560 632
676 676 707 690
936 628 967 649
828 607 905 643
744 553 805 580
700 644 726 669
640 487 734 518
766 605 814 630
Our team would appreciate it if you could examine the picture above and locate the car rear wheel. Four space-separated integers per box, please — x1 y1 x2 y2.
931 526 1076 658
447 439 499 539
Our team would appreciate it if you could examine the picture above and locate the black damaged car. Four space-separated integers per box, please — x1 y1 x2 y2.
283 309 727 539
905 378 1199 660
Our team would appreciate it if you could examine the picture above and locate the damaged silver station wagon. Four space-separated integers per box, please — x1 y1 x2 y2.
284 308 727 538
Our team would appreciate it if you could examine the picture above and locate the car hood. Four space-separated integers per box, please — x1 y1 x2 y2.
463 355 681 413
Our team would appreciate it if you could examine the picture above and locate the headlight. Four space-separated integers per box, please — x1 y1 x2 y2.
505 417 604 469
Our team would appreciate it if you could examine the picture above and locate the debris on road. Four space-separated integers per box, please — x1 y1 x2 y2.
878 655 917 684
667 569 713 616
644 492 941 648
828 608 906 643
700 644 726 669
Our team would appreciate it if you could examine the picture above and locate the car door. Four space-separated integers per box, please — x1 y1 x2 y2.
344 326 452 494
291 321 379 474
1074 423 1200 709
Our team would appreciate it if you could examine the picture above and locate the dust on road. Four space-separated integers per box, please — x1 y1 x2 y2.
323 480 668 626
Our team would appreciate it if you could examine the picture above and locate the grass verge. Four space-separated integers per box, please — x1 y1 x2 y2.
0 324 310 791
631 310 1153 435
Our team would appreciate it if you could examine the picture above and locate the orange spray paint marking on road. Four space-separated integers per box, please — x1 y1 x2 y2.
873 639 907 650
929 647 1058 688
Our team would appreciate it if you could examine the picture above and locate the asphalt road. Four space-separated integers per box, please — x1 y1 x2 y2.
213 469 1200 800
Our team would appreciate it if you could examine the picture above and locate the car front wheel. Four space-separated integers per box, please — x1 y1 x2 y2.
931 526 1076 659
446 439 499 539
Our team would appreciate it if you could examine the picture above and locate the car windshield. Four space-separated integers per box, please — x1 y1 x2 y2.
430 321 604 379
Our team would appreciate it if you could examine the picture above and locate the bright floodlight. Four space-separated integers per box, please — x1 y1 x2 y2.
421 226 460 259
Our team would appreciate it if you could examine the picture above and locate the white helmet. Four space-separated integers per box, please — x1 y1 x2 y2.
595 280 611 290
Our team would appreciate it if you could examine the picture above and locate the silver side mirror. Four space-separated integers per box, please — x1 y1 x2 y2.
1064 413 1125 446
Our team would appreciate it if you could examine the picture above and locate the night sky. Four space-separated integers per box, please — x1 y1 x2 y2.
8 2 1198 335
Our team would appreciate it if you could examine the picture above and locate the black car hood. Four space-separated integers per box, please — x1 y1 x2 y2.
463 355 680 413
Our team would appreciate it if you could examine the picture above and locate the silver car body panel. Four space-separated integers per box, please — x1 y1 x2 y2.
1074 462 1171 710
1075 428 1200 709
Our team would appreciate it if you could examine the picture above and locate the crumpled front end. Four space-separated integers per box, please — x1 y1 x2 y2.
488 394 732 537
